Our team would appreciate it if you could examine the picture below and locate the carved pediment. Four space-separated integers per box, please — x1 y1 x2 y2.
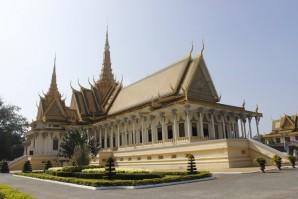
187 61 217 102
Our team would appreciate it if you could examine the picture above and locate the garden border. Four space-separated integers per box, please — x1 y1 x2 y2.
14 174 214 190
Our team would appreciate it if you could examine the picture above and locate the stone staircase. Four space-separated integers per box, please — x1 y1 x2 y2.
8 155 29 171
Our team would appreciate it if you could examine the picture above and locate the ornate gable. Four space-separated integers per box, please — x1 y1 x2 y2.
281 115 295 130
44 99 66 119
186 55 218 102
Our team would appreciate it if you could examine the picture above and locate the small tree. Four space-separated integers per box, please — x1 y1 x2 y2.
288 155 296 168
0 160 9 173
105 157 116 178
44 160 52 172
272 155 282 170
187 154 198 174
72 144 90 166
255 157 266 173
22 160 32 173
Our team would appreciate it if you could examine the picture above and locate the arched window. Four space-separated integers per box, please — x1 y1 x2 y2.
179 123 185 137
148 129 152 142
53 138 58 150
167 125 173 139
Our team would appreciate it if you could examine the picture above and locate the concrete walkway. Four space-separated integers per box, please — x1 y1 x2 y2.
1 168 298 199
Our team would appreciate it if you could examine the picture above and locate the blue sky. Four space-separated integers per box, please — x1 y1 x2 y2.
0 0 297 135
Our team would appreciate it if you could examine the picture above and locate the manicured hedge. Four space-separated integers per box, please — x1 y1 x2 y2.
45 171 164 180
0 182 35 199
103 173 165 180
15 171 212 187
61 165 102 173
72 172 105 179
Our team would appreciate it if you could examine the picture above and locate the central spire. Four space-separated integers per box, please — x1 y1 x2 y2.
99 27 114 83
47 56 61 96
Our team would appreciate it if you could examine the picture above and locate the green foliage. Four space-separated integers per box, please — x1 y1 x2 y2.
16 171 212 187
44 160 52 171
72 143 90 166
0 97 28 161
288 155 296 168
58 128 100 163
105 157 116 178
102 173 165 180
72 172 105 179
272 155 282 170
0 160 9 173
61 165 102 173
0 182 35 199
58 128 88 159
187 154 198 174
22 161 32 173
255 157 266 173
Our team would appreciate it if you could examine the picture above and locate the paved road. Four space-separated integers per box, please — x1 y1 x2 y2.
1 169 298 199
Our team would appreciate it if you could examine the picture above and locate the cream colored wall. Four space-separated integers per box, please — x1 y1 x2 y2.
26 131 64 156
93 139 288 170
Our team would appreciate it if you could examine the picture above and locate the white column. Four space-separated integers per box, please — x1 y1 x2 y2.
185 105 191 139
99 127 102 148
255 116 261 142
248 116 253 138
210 111 215 138
104 126 107 149
235 119 240 138
117 121 120 147
160 112 166 142
141 116 145 144
240 117 244 138
172 109 178 141
149 115 155 142
242 117 247 138
231 118 236 138
198 109 204 137
131 116 135 145
222 114 226 139
110 125 113 149
124 119 127 146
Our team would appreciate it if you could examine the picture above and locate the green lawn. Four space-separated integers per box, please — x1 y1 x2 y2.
0 182 35 199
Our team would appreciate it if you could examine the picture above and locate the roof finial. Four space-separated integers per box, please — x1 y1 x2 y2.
189 41 193 57
242 99 246 109
200 40 205 56
105 25 110 51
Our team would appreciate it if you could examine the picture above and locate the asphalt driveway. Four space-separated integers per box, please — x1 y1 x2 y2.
1 168 298 199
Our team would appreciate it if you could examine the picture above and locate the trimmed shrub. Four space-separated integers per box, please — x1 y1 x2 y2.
103 173 165 180
45 170 56 176
187 155 198 174
272 155 282 170
0 182 34 199
0 160 9 173
72 172 105 179
22 161 32 173
44 161 52 171
56 171 73 177
255 157 266 173
288 155 296 168
62 165 102 173
105 157 116 178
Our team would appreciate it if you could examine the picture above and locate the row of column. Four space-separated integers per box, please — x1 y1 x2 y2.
90 107 261 149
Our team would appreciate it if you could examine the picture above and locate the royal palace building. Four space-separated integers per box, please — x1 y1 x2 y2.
9 31 288 170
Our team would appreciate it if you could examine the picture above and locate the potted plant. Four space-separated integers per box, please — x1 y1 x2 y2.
255 157 266 173
272 155 282 170
288 155 296 168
